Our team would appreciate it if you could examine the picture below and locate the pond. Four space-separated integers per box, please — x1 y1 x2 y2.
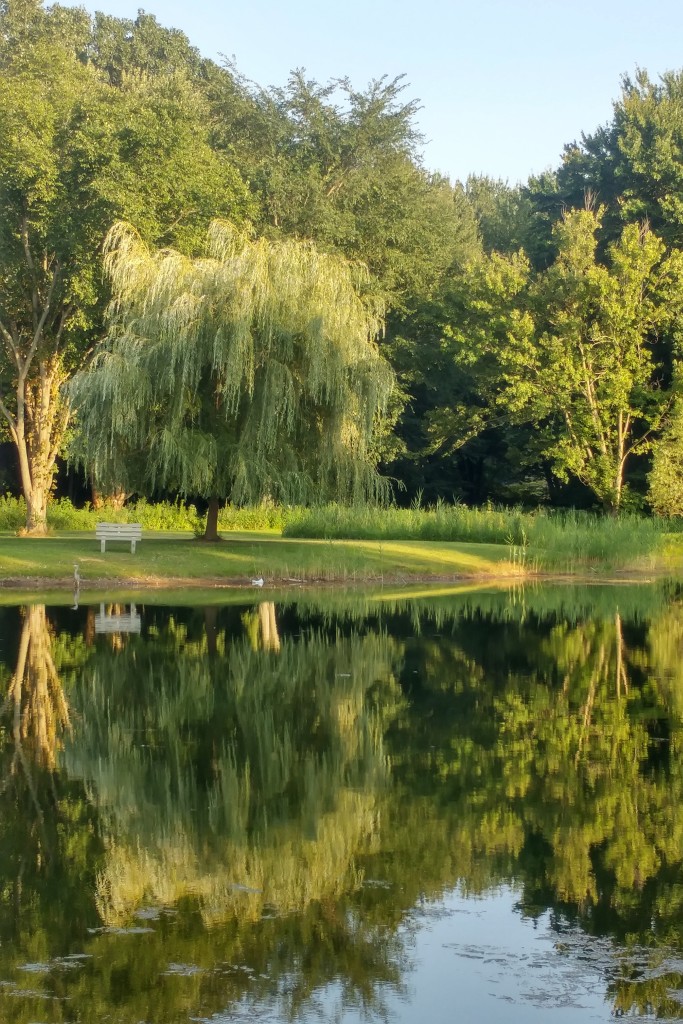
0 582 682 1022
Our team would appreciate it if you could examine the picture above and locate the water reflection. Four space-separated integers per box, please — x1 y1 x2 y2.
66 614 400 929
4 604 71 774
0 587 681 1020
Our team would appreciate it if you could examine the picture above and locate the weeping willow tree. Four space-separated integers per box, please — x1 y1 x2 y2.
70 221 395 538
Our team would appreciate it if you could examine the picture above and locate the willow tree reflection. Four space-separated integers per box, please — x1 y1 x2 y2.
65 614 403 927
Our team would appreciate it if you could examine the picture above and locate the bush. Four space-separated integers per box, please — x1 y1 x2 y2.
0 496 285 535
0 494 25 531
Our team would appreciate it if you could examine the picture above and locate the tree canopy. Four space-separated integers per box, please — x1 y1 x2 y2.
0 0 252 531
4 0 683 513
426 209 683 511
71 221 395 536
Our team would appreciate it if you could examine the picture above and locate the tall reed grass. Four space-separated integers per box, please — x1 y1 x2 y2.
283 502 669 570
284 501 528 544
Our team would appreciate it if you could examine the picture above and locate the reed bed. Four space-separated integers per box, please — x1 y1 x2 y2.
283 502 670 571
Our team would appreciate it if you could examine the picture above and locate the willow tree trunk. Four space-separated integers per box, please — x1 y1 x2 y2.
203 497 221 542
92 486 128 510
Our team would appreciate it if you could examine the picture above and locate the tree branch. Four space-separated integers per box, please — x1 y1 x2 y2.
20 265 59 384
0 315 21 369
0 391 18 438
20 217 40 333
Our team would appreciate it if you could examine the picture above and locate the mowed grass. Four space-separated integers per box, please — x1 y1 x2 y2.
0 530 520 588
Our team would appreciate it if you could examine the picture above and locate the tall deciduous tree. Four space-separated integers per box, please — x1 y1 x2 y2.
0 0 251 533
210 70 479 307
557 70 683 246
71 221 395 539
465 175 535 257
647 389 683 515
526 211 683 510
432 209 683 511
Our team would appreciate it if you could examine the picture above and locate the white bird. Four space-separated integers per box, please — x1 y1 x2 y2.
73 563 81 585
251 577 264 587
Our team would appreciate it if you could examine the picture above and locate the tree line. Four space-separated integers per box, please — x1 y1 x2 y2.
3 0 683 532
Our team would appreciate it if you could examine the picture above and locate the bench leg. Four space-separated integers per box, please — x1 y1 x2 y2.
101 539 106 553
131 540 136 554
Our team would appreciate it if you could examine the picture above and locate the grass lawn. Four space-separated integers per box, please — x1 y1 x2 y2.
0 529 521 591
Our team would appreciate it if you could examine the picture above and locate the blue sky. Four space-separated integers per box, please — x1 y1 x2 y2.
58 0 683 184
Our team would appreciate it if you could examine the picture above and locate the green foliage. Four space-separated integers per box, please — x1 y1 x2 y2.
465 175 536 255
0 0 253 531
523 209 683 510
557 69 683 249
526 508 666 570
0 494 290 533
430 208 683 512
284 500 530 544
648 392 683 516
212 70 480 308
71 221 395 512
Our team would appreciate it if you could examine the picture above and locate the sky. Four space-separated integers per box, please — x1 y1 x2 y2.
57 0 683 185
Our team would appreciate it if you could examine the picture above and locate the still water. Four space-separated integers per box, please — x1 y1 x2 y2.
1 583 683 1022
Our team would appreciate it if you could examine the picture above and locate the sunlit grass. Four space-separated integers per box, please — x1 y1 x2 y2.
0 530 520 589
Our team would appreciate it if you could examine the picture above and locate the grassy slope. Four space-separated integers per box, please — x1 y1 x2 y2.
0 530 520 589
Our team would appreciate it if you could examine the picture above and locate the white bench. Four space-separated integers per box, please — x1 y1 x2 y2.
94 603 142 634
96 522 142 553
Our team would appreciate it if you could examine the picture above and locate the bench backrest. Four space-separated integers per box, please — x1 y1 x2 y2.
96 522 142 538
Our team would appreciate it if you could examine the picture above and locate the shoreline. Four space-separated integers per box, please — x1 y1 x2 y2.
0 567 667 593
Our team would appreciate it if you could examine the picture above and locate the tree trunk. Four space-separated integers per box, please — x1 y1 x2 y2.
204 606 218 657
602 471 623 516
0 232 73 535
8 605 70 771
9 359 69 535
25 486 49 535
258 602 281 653
92 485 128 511
203 497 221 541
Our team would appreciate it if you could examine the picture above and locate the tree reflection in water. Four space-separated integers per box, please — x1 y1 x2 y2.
0 588 681 1021
4 605 70 776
